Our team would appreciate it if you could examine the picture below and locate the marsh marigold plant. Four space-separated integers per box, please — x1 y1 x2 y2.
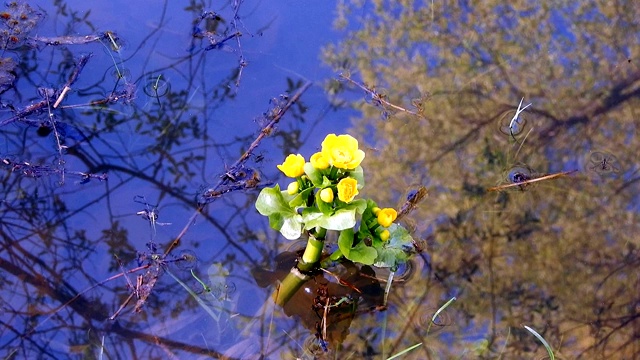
255 133 417 270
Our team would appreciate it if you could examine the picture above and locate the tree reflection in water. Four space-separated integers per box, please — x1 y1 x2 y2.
0 1 316 358
323 0 640 358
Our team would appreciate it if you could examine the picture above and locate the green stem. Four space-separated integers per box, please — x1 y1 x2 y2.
272 267 310 306
366 217 380 231
329 165 339 179
272 234 325 306
299 235 324 271
313 226 327 240
321 248 343 268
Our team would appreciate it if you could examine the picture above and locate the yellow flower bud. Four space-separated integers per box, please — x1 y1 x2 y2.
277 154 306 178
337 177 359 203
319 188 334 203
372 207 381 215
380 229 390 242
287 181 299 195
320 134 365 170
310 152 330 170
377 208 397 227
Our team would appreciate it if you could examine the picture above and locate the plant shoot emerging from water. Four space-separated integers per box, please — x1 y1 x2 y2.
256 133 420 304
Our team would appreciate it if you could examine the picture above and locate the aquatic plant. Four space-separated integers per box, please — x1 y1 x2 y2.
255 133 418 305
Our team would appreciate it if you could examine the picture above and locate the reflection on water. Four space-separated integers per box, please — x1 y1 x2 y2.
1 0 640 359
324 0 640 358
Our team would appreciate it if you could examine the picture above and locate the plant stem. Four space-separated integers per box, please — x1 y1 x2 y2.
272 266 309 306
272 234 325 306
299 235 324 271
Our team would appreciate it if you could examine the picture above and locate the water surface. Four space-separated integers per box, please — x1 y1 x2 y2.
1 1 639 359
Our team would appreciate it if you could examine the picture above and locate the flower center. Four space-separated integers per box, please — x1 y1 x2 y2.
333 149 350 162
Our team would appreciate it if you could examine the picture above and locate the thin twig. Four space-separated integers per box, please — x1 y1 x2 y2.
0 54 92 127
487 170 578 192
339 73 420 117
164 81 312 256
231 0 246 87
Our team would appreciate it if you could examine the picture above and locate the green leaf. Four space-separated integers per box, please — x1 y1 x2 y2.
288 187 314 207
347 241 378 265
324 208 357 230
350 199 368 214
349 165 365 189
338 228 377 265
302 207 358 230
361 199 378 222
267 212 283 230
279 214 304 240
301 208 323 228
266 212 303 240
255 186 303 239
337 228 355 257
374 247 407 268
255 185 292 215
373 224 414 268
304 162 323 186
329 247 344 261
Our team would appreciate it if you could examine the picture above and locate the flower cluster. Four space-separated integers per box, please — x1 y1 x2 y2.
256 133 415 268
278 134 365 204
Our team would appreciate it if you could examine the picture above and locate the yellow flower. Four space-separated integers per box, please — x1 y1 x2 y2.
337 177 359 203
310 152 330 170
321 134 365 170
277 154 305 178
287 181 299 195
319 188 334 203
379 229 390 242
377 208 397 227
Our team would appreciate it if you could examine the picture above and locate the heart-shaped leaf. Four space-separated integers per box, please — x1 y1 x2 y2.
302 207 358 230
373 224 414 268
256 185 303 239
255 185 292 216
